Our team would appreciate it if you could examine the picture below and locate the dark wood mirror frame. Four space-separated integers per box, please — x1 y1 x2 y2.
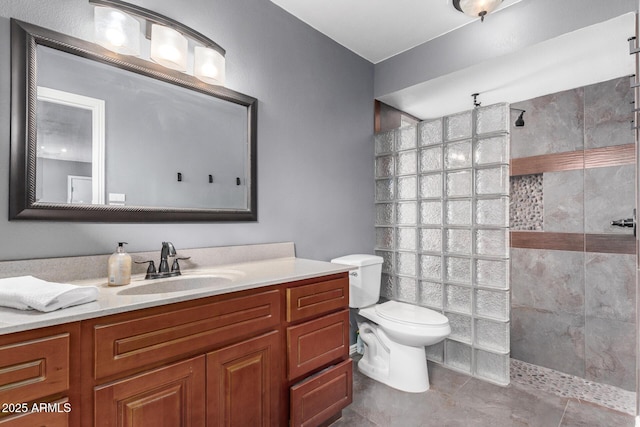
10 19 257 222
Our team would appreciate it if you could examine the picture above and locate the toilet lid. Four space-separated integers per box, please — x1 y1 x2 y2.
375 301 449 326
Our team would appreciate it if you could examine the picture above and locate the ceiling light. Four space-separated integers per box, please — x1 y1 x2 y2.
94 6 140 55
150 24 188 71
194 46 226 86
453 0 504 22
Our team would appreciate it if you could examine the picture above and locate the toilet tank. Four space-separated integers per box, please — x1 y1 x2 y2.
331 254 383 308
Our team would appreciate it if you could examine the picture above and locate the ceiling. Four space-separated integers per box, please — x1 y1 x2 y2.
271 0 635 119
270 0 524 64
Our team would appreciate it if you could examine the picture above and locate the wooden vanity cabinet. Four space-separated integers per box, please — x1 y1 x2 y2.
0 272 352 427
0 323 81 427
285 274 353 427
84 288 281 427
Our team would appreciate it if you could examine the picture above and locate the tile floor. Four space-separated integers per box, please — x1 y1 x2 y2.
332 360 635 427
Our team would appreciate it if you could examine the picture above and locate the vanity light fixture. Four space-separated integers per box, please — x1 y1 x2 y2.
94 6 140 55
194 46 226 86
150 24 187 71
453 0 504 22
89 0 226 85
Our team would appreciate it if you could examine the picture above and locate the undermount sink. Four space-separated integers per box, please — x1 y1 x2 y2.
117 274 236 296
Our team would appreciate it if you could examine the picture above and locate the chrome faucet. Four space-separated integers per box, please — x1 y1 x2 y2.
135 241 190 280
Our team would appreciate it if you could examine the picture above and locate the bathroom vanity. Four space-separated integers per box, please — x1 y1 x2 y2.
0 247 353 427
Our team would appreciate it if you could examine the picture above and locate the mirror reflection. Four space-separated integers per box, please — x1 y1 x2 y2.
10 19 257 221
36 45 248 210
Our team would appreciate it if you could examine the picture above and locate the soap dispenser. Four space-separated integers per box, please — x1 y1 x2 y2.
108 242 132 286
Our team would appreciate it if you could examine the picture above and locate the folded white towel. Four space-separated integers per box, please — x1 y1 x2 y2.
0 276 99 312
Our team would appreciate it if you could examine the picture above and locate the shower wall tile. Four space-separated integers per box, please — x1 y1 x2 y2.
543 170 584 233
419 281 443 309
397 125 417 151
447 313 472 344
396 227 417 251
419 173 442 199
510 248 584 315
585 253 636 323
584 316 636 391
475 135 509 166
397 176 417 200
380 273 395 300
445 339 472 373
375 155 394 178
375 203 394 226
396 276 418 303
419 227 442 253
397 150 418 175
418 118 443 146
475 197 508 227
375 179 394 202
375 130 394 155
445 140 472 169
510 88 584 158
584 76 634 149
510 306 585 378
476 103 509 135
474 318 509 353
584 164 635 234
445 284 472 314
420 145 443 173
445 111 472 141
475 259 509 290
375 227 393 250
475 349 510 385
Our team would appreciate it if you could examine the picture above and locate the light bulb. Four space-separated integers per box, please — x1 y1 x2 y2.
94 6 140 55
194 46 226 85
150 24 188 71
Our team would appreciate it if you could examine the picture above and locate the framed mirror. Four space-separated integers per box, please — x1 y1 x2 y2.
10 19 257 222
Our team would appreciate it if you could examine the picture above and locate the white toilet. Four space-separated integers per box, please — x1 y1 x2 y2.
331 254 451 393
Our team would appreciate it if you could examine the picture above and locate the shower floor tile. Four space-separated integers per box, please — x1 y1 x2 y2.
331 360 635 427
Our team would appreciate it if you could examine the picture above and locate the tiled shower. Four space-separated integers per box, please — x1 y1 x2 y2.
509 76 637 393
374 103 511 385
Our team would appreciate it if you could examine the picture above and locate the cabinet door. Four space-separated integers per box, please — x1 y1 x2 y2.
94 356 205 427
206 331 280 427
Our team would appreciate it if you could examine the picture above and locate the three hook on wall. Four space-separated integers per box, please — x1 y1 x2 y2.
175 172 242 185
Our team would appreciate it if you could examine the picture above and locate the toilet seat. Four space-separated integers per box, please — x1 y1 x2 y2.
375 300 448 326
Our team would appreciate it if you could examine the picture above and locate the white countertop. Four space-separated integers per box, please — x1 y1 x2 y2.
0 257 354 335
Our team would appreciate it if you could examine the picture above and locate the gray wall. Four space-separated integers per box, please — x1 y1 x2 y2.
0 0 374 261
374 0 638 99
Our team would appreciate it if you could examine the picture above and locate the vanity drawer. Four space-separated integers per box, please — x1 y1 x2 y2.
93 289 280 381
290 359 353 427
286 275 348 323
0 334 69 406
287 309 349 381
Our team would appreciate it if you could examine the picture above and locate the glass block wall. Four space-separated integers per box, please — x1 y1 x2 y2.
374 103 511 386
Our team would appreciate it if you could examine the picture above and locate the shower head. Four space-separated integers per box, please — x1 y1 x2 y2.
513 109 525 127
